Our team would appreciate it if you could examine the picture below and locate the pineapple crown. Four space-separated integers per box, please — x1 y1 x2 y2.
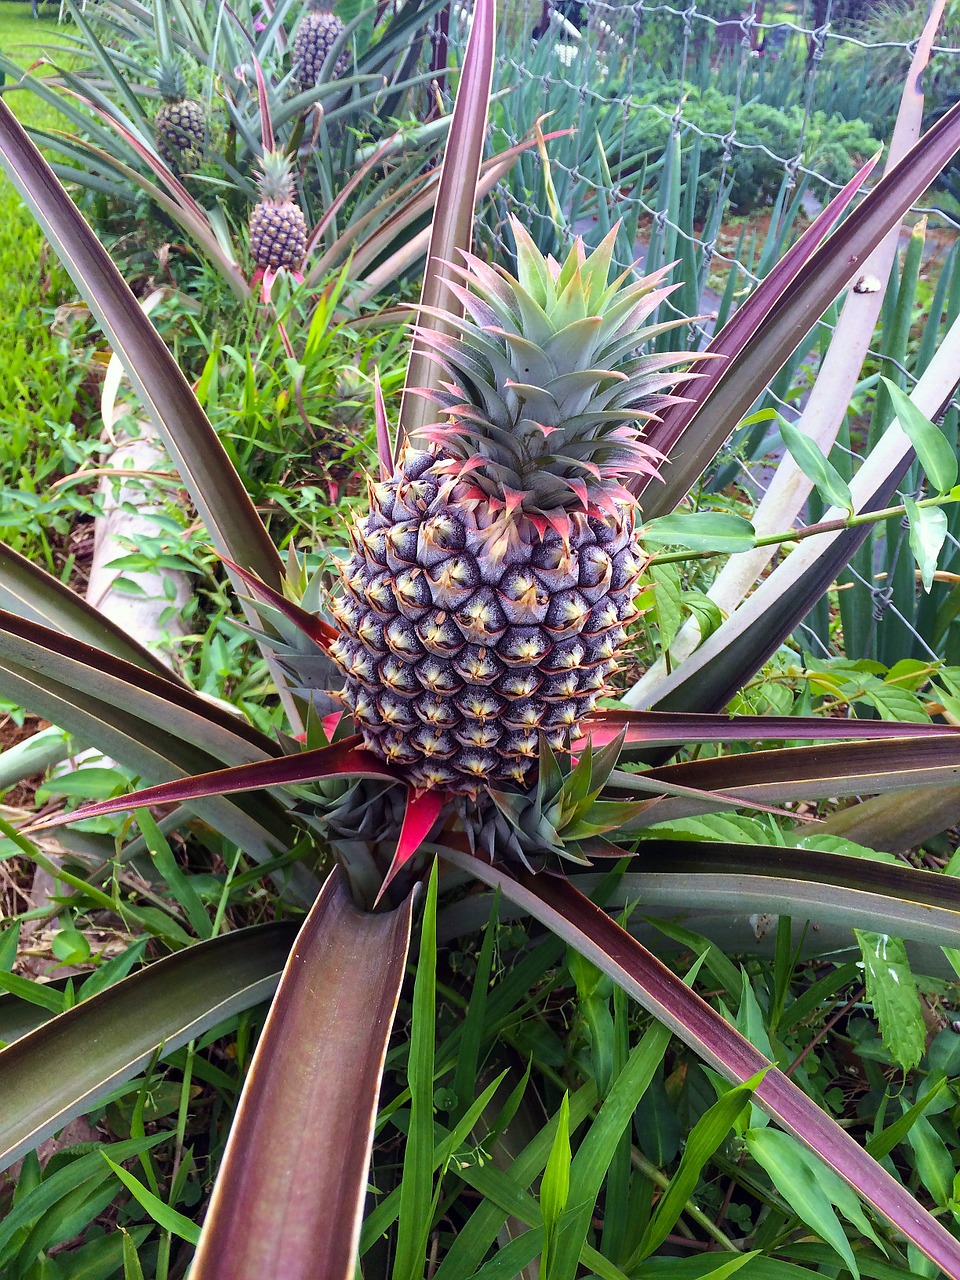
156 58 188 103
415 218 699 522
254 148 298 204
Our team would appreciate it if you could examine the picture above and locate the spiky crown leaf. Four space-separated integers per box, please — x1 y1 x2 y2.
416 218 699 519
156 58 187 102
254 149 298 204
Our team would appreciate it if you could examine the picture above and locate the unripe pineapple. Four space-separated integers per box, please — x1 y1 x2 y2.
154 60 205 171
249 150 308 273
331 222 695 795
293 0 349 89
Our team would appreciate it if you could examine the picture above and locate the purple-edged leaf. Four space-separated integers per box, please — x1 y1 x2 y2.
632 735 960 821
0 608 279 755
618 842 960 949
640 95 960 516
0 97 281 593
0 542 175 678
224 559 338 649
250 51 275 154
398 0 495 446
635 156 876 509
376 786 446 903
0 922 297 1172
29 737 404 832
0 610 299 862
665 4 949 651
191 868 415 1280
636 323 960 715
579 708 960 751
374 369 395 481
442 850 960 1277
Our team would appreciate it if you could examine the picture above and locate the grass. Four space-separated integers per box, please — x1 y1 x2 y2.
0 4 90 556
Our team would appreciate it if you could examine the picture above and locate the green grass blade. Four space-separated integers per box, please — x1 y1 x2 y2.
392 861 439 1280
627 1074 760 1266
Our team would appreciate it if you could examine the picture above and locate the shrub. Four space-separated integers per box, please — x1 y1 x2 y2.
632 81 881 214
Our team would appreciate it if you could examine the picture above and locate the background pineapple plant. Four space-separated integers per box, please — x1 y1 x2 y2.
249 148 308 273
154 58 205 171
330 222 694 794
292 0 349 89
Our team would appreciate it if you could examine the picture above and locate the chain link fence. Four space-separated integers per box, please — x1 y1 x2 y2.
466 0 960 664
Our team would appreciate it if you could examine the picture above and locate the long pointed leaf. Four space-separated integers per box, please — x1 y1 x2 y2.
442 851 960 1277
636 3 948 686
632 316 960 712
398 0 495 446
615 842 960 950
0 543 174 677
640 96 960 515
190 868 415 1280
0 97 283 593
30 738 403 831
0 923 297 1172
635 734 960 817
580 708 960 750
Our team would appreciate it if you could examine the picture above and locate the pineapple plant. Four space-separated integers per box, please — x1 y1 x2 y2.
154 59 206 171
292 0 349 89
330 221 694 794
249 149 308 273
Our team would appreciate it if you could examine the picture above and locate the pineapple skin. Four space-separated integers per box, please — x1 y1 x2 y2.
155 98 206 168
249 201 308 271
293 9 349 88
331 449 642 794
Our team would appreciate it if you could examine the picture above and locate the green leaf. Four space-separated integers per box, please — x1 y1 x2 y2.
681 591 724 642
393 862 440 1280
0 1136 166 1259
121 1229 147 1280
553 1020 672 1279
882 378 958 494
101 1154 200 1244
0 923 19 974
746 1128 861 1278
51 926 91 966
855 930 925 1072
903 497 948 593
540 1091 572 1276
0 924 296 1172
649 562 682 651
905 1111 955 1208
36 767 128 800
642 512 757 552
628 1074 760 1266
867 1074 949 1160
778 417 854 512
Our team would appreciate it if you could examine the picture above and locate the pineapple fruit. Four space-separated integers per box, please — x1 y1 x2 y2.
330 222 693 795
249 149 308 273
154 60 206 170
293 1 349 89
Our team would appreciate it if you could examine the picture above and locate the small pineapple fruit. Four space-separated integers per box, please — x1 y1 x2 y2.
154 60 205 170
330 221 695 794
293 1 349 89
249 150 308 273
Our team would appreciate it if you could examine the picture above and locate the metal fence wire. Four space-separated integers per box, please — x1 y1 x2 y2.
473 0 960 665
